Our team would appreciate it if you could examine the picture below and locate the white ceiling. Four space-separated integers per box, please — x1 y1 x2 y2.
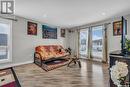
15 0 130 27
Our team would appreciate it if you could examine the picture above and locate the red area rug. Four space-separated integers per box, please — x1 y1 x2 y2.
0 67 21 87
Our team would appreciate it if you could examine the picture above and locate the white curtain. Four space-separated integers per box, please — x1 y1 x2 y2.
102 24 108 63
67 23 109 62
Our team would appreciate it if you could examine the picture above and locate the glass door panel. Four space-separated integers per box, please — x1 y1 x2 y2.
79 29 88 58
92 26 103 59
0 23 10 60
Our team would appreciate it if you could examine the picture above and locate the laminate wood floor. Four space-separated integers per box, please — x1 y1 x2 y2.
14 60 109 87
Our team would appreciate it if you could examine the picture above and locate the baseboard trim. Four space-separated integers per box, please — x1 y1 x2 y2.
0 61 34 69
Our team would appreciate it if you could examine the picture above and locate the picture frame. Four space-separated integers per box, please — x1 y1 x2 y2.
42 25 57 39
61 29 65 37
27 21 37 35
113 21 122 36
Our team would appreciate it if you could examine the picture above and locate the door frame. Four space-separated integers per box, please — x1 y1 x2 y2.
78 25 108 63
0 18 12 64
78 28 89 59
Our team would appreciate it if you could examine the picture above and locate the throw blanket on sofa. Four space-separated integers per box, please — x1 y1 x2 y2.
34 45 70 71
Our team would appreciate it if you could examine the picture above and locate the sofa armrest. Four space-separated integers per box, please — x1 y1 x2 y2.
34 52 44 66
34 52 42 59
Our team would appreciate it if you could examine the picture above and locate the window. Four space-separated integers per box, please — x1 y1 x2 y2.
79 29 89 58
0 18 12 63
92 26 103 58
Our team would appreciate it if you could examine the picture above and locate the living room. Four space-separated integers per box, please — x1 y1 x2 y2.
0 0 130 87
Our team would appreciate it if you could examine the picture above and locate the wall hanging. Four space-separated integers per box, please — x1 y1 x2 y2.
27 21 37 35
113 20 127 36
61 29 65 37
42 25 57 39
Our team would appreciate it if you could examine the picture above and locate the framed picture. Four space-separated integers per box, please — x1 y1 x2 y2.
42 25 57 39
113 21 122 36
27 21 37 35
61 29 65 37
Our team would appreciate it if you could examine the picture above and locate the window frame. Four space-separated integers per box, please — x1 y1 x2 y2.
79 28 89 58
0 18 12 63
91 25 104 59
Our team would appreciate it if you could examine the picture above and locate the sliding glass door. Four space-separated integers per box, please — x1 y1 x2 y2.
91 26 103 59
79 29 88 58
79 25 106 62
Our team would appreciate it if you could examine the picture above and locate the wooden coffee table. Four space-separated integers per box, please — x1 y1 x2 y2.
67 55 81 68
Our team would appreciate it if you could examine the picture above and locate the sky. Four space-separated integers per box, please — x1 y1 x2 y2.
80 30 88 39
80 26 103 40
92 28 103 40
0 24 9 34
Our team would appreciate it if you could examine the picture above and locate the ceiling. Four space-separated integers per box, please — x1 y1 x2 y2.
15 0 130 28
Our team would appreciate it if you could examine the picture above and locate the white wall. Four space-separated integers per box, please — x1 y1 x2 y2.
1 14 130 68
66 30 79 55
107 14 130 53
67 14 130 59
0 16 67 69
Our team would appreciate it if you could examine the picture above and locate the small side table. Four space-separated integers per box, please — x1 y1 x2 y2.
67 55 81 68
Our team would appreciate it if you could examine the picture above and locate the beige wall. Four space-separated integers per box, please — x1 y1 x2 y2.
1 14 130 68
67 14 130 59
0 16 67 69
66 30 78 55
107 15 130 53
